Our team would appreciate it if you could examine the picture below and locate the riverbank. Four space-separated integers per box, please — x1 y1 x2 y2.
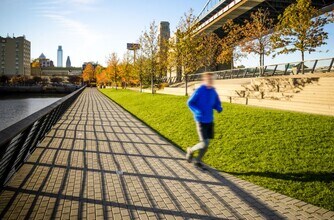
0 85 81 94
0 93 65 131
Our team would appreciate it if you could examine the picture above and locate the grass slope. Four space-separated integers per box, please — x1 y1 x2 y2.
100 89 334 210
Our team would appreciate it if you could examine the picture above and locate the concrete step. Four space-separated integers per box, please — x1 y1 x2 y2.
220 96 334 116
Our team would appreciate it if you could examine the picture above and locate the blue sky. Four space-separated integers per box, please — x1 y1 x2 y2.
0 0 333 67
0 0 206 66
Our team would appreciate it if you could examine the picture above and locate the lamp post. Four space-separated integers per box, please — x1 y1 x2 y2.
127 43 141 92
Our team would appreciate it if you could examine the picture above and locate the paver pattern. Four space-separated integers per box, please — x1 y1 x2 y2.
0 88 333 219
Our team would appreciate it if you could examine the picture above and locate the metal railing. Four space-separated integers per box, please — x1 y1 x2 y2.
197 0 226 21
158 57 334 85
0 86 85 188
196 0 242 32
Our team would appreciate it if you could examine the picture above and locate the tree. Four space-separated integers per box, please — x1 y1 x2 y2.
31 59 40 68
218 19 244 70
50 77 63 84
134 50 147 92
271 0 333 73
68 75 82 85
0 75 9 84
157 37 170 79
82 63 95 83
41 78 49 85
165 37 179 78
96 69 107 87
33 76 42 84
119 52 133 89
175 9 203 95
107 53 119 89
241 8 274 70
199 32 222 71
140 21 159 94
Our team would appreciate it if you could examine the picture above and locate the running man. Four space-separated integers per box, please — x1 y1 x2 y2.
186 73 223 167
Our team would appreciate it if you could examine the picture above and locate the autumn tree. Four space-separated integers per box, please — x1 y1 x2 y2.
157 37 170 78
218 19 244 70
166 37 179 80
199 32 222 71
271 0 333 73
175 9 203 95
82 63 95 84
96 69 107 87
119 52 133 88
107 53 120 89
241 8 274 70
68 75 82 85
31 59 40 68
134 48 147 92
140 21 159 94
95 65 108 87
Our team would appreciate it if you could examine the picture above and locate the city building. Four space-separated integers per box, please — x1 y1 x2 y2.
31 66 82 81
158 21 170 76
57 46 63 67
0 35 31 76
82 62 98 70
159 21 170 46
66 56 71 68
37 53 54 67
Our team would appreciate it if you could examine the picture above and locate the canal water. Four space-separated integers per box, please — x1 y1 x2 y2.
0 94 65 131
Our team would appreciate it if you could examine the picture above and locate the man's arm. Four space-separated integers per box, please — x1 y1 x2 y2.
214 91 223 113
187 89 201 114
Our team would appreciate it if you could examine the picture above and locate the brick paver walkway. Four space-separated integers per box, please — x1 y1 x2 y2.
0 88 333 220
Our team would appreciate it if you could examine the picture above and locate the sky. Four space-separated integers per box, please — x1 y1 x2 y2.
0 0 207 67
0 0 333 68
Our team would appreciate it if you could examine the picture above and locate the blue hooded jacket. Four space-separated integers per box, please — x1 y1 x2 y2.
187 85 223 123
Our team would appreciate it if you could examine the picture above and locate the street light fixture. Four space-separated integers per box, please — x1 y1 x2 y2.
127 43 141 92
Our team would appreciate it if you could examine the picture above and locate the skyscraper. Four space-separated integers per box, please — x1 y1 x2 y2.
66 56 71 67
159 21 170 44
158 21 170 76
0 35 31 76
57 46 63 67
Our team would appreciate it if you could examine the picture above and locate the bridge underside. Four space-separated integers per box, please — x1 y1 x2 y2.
197 0 334 37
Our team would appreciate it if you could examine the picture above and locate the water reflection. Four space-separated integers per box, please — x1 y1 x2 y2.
0 94 64 131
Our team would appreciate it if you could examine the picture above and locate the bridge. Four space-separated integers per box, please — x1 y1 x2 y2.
196 0 334 35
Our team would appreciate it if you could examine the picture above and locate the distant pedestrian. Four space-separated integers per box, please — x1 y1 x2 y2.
186 72 223 167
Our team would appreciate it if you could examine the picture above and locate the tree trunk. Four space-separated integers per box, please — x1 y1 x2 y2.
115 74 117 90
185 74 188 96
151 72 154 94
301 51 305 74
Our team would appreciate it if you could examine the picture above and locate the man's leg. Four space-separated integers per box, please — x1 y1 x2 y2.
186 122 204 163
195 139 210 163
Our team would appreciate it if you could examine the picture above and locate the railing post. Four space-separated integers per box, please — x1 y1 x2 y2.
26 117 46 154
263 66 268 76
328 58 334 72
243 69 248 78
284 64 289 75
297 63 302 74
253 67 257 77
311 60 318 73
272 65 278 76
0 125 33 187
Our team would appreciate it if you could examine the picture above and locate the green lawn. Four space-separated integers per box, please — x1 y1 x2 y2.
100 88 334 210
